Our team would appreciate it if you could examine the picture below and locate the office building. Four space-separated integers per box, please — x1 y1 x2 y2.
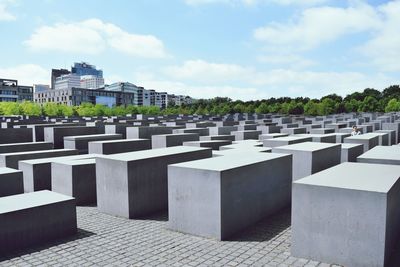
0 78 33 102
71 62 103 78
80 75 105 90
54 74 80 91
34 84 50 93
51 69 70 89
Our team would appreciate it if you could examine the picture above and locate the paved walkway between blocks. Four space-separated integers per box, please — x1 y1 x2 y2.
0 206 356 266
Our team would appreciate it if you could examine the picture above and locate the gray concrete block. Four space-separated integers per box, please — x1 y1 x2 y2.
173 128 209 136
152 133 199 148
88 138 151 155
126 126 173 139
258 133 289 141
168 153 292 240
200 135 235 141
0 141 53 153
0 167 23 197
64 133 122 154
332 132 351 143
295 134 336 143
183 140 232 150
52 159 97 205
96 146 212 218
340 143 364 162
44 126 102 149
310 128 335 134
208 126 238 136
344 133 380 153
0 190 77 254
375 130 396 146
280 127 306 135
263 136 312 148
256 125 282 134
0 128 33 144
231 130 262 140
382 122 400 144
0 149 79 169
272 142 341 180
291 162 400 267
357 145 400 165
19 154 100 192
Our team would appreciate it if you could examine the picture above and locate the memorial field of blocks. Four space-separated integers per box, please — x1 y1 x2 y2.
0 112 400 266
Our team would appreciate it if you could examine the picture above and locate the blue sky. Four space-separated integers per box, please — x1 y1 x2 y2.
0 0 399 100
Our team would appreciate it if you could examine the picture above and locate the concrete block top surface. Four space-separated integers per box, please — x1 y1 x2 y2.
341 143 364 149
0 141 51 147
89 138 149 144
271 136 312 141
215 147 271 155
169 152 290 172
295 162 400 193
19 154 102 165
273 142 340 151
63 134 122 140
0 190 74 214
1 149 77 156
345 133 379 140
153 133 198 137
100 146 211 162
357 146 400 161
0 167 21 174
55 158 96 166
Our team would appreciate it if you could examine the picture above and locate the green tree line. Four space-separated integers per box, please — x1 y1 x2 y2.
0 85 399 117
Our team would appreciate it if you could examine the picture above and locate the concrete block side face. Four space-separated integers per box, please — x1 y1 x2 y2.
33 163 52 191
385 179 400 264
88 142 103 154
347 145 364 163
52 163 73 197
96 158 130 218
103 140 151 154
220 155 292 239
0 198 77 254
151 135 167 149
63 140 76 150
291 184 386 267
72 164 97 205
311 146 341 174
292 151 312 181
0 171 23 197
20 162 34 192
168 166 221 239
126 127 139 139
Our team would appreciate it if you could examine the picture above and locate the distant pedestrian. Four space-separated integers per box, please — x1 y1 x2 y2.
351 125 361 136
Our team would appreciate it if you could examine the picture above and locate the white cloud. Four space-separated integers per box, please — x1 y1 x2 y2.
359 1 400 72
257 54 316 69
0 64 49 85
164 59 254 83
254 3 380 50
0 0 16 21
139 59 397 100
25 18 168 58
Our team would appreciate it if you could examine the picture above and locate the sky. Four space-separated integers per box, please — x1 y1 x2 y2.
0 0 399 100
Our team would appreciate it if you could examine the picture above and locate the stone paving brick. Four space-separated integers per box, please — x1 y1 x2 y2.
0 206 367 266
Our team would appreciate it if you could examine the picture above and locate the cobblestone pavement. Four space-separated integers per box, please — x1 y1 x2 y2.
0 207 342 266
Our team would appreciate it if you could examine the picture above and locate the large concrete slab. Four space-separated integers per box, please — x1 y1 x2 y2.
64 133 123 154
19 154 100 192
0 190 77 254
340 143 364 162
88 138 151 155
0 141 53 153
344 133 379 152
0 149 79 169
357 145 400 165
126 126 173 139
263 136 312 148
0 128 33 144
292 162 400 267
44 126 102 149
152 133 199 149
168 153 292 240
52 159 97 205
272 142 341 180
183 140 232 150
96 146 212 218
0 167 23 197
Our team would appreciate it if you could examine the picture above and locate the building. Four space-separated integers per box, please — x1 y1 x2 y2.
0 78 33 102
155 92 168 109
80 75 105 89
106 82 140 105
54 74 80 91
34 84 50 93
34 87 135 107
71 62 103 78
168 94 194 106
51 69 70 89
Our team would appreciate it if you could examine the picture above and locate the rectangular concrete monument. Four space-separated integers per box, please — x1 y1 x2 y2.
357 145 400 165
340 143 364 162
168 153 292 240
0 190 77 254
272 142 341 180
64 133 123 153
151 133 199 148
88 138 151 155
96 146 212 218
291 162 400 267
344 133 379 152
0 167 23 197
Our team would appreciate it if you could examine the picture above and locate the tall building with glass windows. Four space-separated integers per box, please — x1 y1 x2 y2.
80 75 104 89
71 62 103 78
0 78 33 102
54 74 81 90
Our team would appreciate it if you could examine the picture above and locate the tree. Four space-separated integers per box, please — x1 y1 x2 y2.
20 101 41 116
359 96 379 112
304 100 319 116
319 98 336 115
385 99 400 112
43 103 60 117
255 103 269 114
